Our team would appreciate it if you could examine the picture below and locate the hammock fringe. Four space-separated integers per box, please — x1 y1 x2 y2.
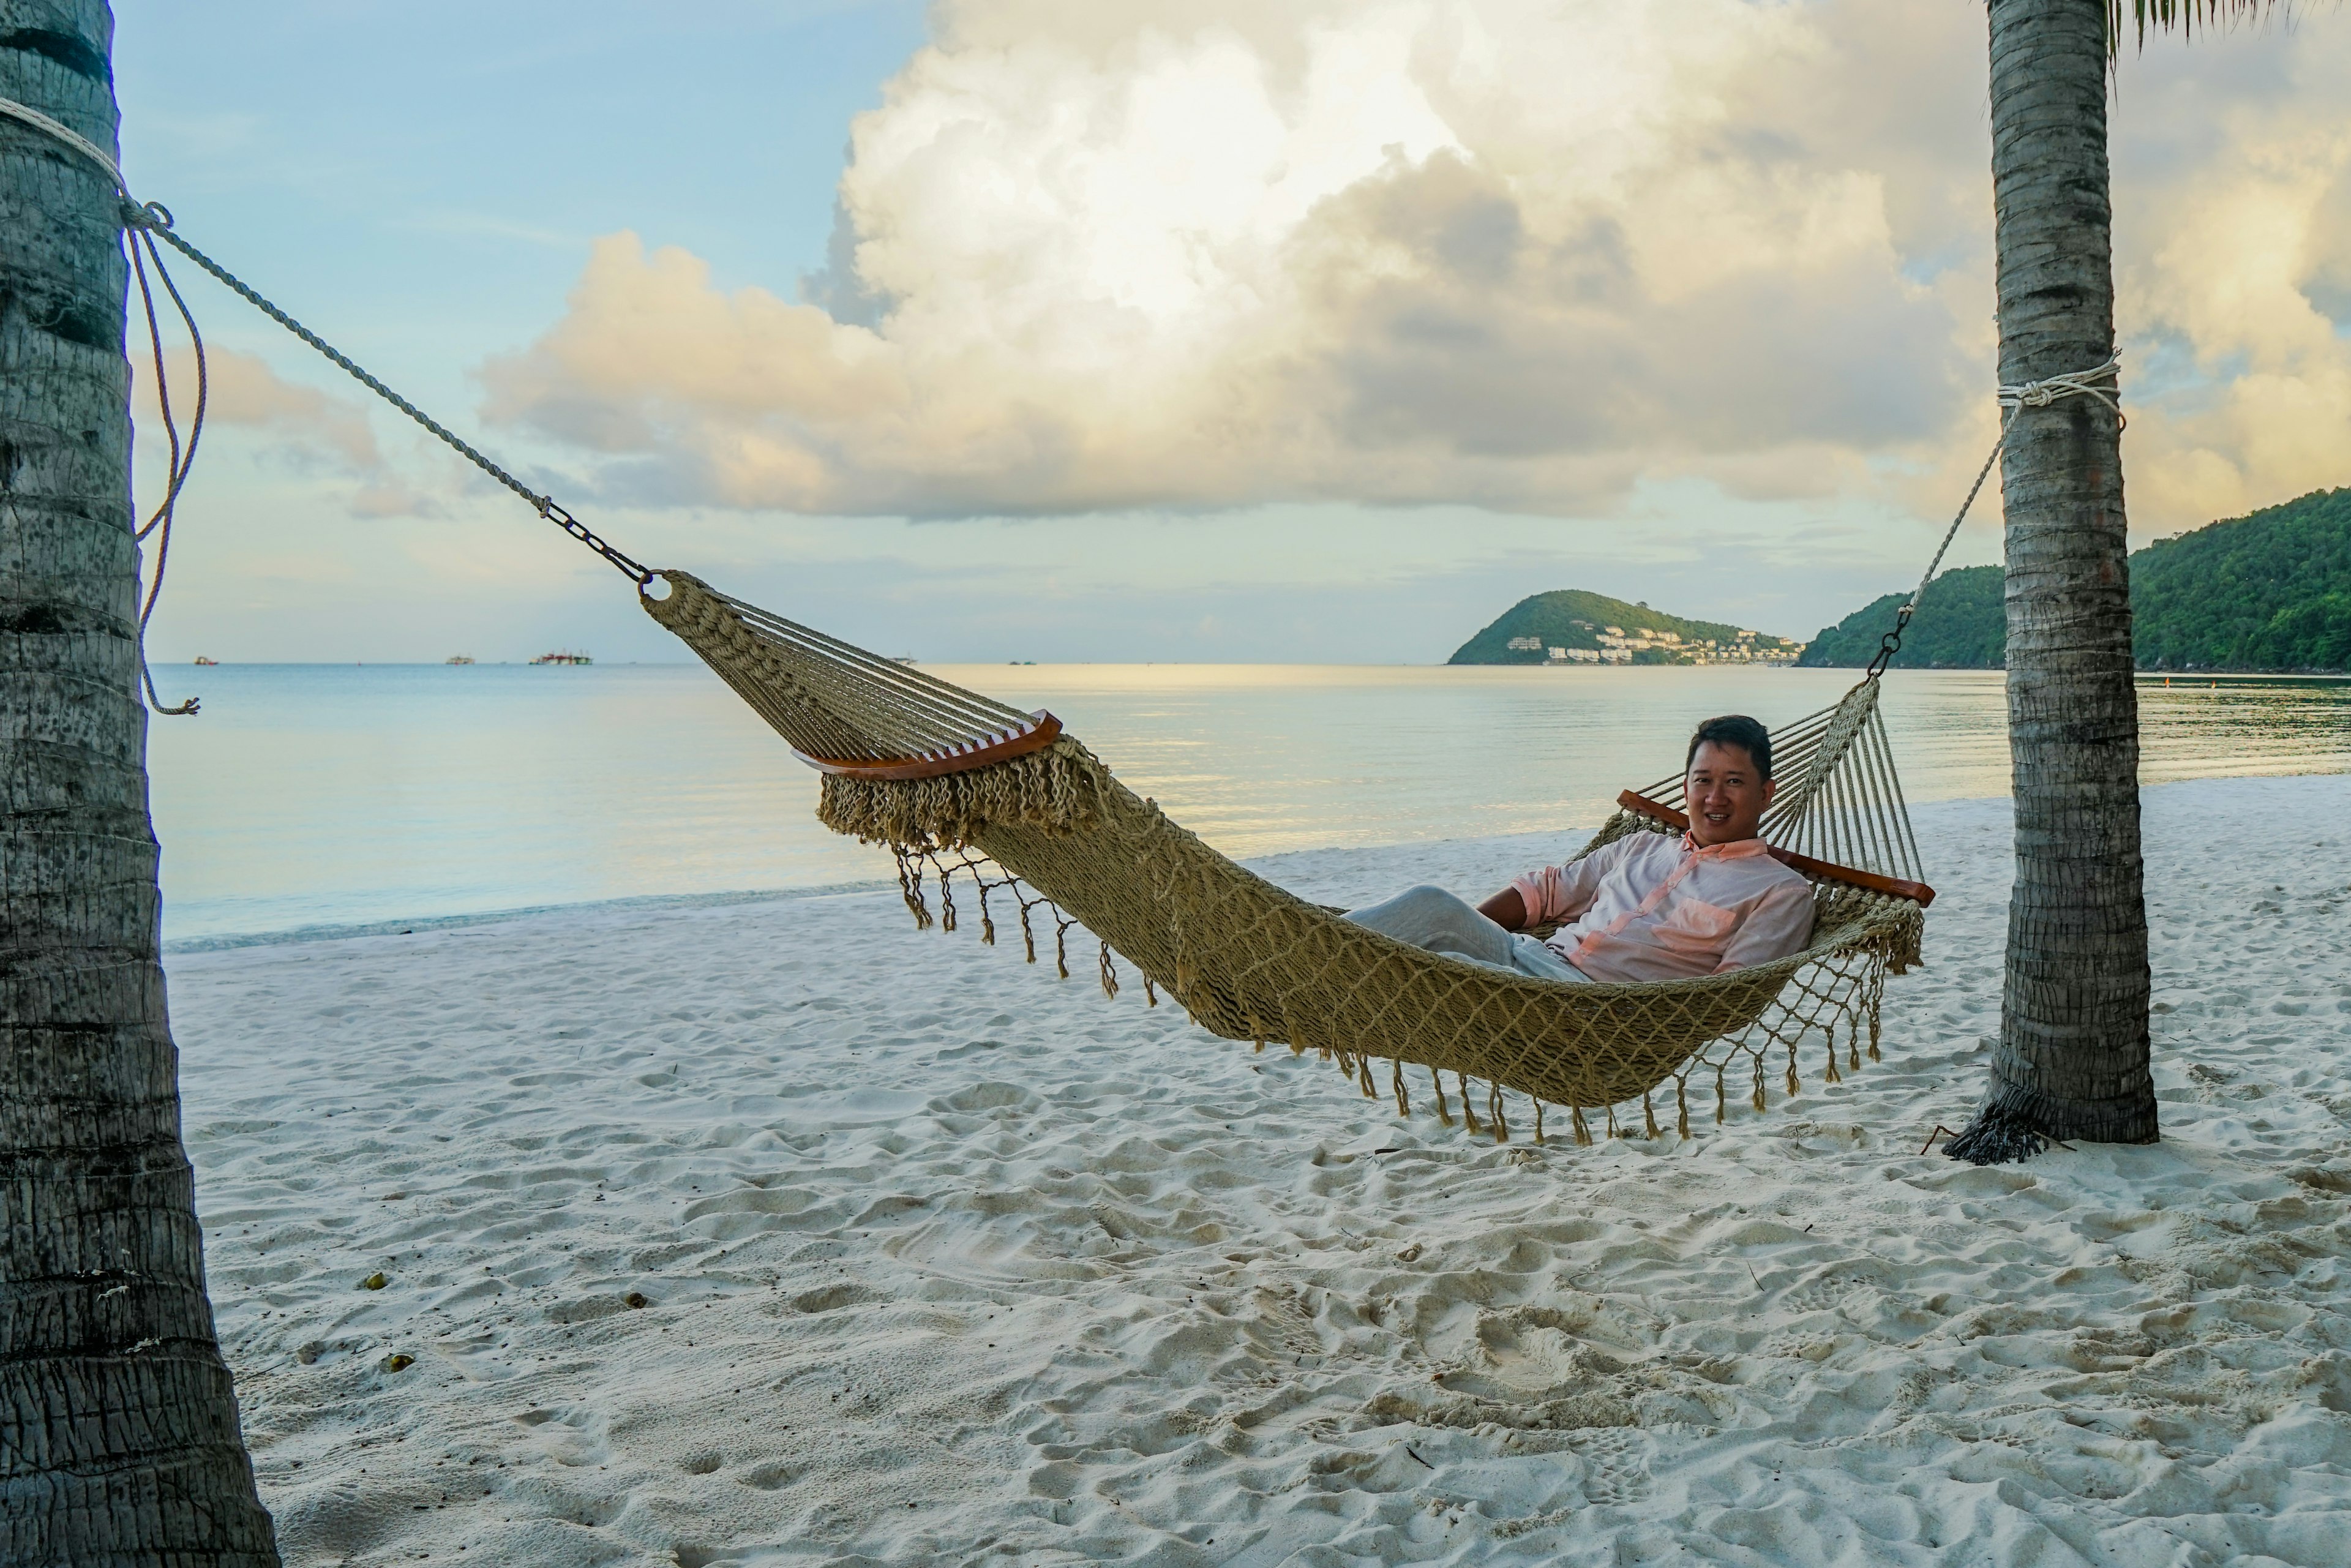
817 739 1108 850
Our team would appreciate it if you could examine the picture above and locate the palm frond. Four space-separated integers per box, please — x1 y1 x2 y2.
2109 1 2285 54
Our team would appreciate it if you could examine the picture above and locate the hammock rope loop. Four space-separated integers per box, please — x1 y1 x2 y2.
126 219 206 716
0 96 209 714
1867 354 2123 678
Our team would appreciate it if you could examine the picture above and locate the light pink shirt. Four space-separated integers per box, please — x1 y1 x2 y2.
1511 833 1815 984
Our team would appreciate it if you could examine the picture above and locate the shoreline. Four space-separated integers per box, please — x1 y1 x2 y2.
159 880 896 955
159 659 2351 675
160 766 2347 955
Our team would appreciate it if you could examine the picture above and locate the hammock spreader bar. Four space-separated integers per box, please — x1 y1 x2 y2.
795 713 1065 781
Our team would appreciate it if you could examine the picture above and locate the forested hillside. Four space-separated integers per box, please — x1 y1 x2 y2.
1799 488 2351 672
2132 488 2351 671
1797 566 2006 670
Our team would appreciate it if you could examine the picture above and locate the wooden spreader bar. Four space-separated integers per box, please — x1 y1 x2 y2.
795 711 1063 782
1617 790 1937 908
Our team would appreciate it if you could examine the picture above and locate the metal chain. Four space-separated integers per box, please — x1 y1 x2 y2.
129 203 654 587
6 89 651 588
1865 422 2006 680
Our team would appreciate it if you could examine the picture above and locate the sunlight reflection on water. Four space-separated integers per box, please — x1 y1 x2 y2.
147 663 2349 940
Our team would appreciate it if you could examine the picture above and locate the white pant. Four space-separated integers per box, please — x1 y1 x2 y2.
1343 884 1591 981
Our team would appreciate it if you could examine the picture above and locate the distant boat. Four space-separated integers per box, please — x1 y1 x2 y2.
192 656 218 666
528 650 593 666
445 655 476 666
891 656 918 666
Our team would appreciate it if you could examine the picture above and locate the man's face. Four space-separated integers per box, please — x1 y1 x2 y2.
1685 741 1775 847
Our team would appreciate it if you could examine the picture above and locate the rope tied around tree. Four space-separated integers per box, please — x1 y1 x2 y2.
1 94 212 713
1865 354 2124 678
2001 355 2123 420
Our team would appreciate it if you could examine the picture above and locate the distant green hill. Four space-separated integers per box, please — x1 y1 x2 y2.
1448 589 1798 666
1799 487 2351 672
2133 487 2351 670
1798 565 2006 670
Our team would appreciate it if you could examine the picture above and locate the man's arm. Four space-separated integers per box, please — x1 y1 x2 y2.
1712 880 1817 973
1490 844 1620 933
1476 886 1527 929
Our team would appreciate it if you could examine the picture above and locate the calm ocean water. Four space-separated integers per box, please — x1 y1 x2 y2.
146 663 2351 943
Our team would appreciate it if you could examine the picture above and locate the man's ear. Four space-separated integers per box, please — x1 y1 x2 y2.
1760 775 1777 805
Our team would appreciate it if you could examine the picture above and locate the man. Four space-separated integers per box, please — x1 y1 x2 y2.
1344 715 1813 983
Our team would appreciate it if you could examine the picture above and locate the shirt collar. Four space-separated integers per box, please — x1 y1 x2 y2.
1681 831 1771 859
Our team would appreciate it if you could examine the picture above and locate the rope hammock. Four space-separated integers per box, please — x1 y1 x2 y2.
646 569 1934 1143
1 97 2121 1141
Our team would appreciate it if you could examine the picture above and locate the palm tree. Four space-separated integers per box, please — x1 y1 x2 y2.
1946 0 2276 1163
0 2 279 1559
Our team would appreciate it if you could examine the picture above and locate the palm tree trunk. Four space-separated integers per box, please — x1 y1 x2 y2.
1 4 279 1559
1948 0 2158 1162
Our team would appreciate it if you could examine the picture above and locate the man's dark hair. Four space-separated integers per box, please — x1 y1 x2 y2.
1686 715 1772 781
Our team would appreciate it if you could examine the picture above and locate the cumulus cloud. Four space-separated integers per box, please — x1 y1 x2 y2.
481 0 2347 532
134 347 447 518
139 345 380 467
2115 24 2351 529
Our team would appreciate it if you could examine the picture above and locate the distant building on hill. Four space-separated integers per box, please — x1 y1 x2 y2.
1449 588 1798 667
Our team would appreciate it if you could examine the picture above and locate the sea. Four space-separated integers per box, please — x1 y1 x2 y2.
147 662 2351 946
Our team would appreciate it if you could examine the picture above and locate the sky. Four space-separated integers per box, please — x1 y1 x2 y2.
111 1 2351 665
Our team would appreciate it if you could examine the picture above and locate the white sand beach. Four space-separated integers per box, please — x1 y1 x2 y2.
170 773 2351 1567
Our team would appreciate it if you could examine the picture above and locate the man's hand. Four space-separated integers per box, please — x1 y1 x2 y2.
1476 886 1527 931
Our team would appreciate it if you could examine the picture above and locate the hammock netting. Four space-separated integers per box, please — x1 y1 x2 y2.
647 571 1928 1145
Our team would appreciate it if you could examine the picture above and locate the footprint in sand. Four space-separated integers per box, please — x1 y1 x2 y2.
1251 1285 1331 1360
432 1334 517 1384
1573 1427 1655 1506
739 1460 808 1490
513 1404 610 1467
1776 1273 1875 1315
790 1281 886 1314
